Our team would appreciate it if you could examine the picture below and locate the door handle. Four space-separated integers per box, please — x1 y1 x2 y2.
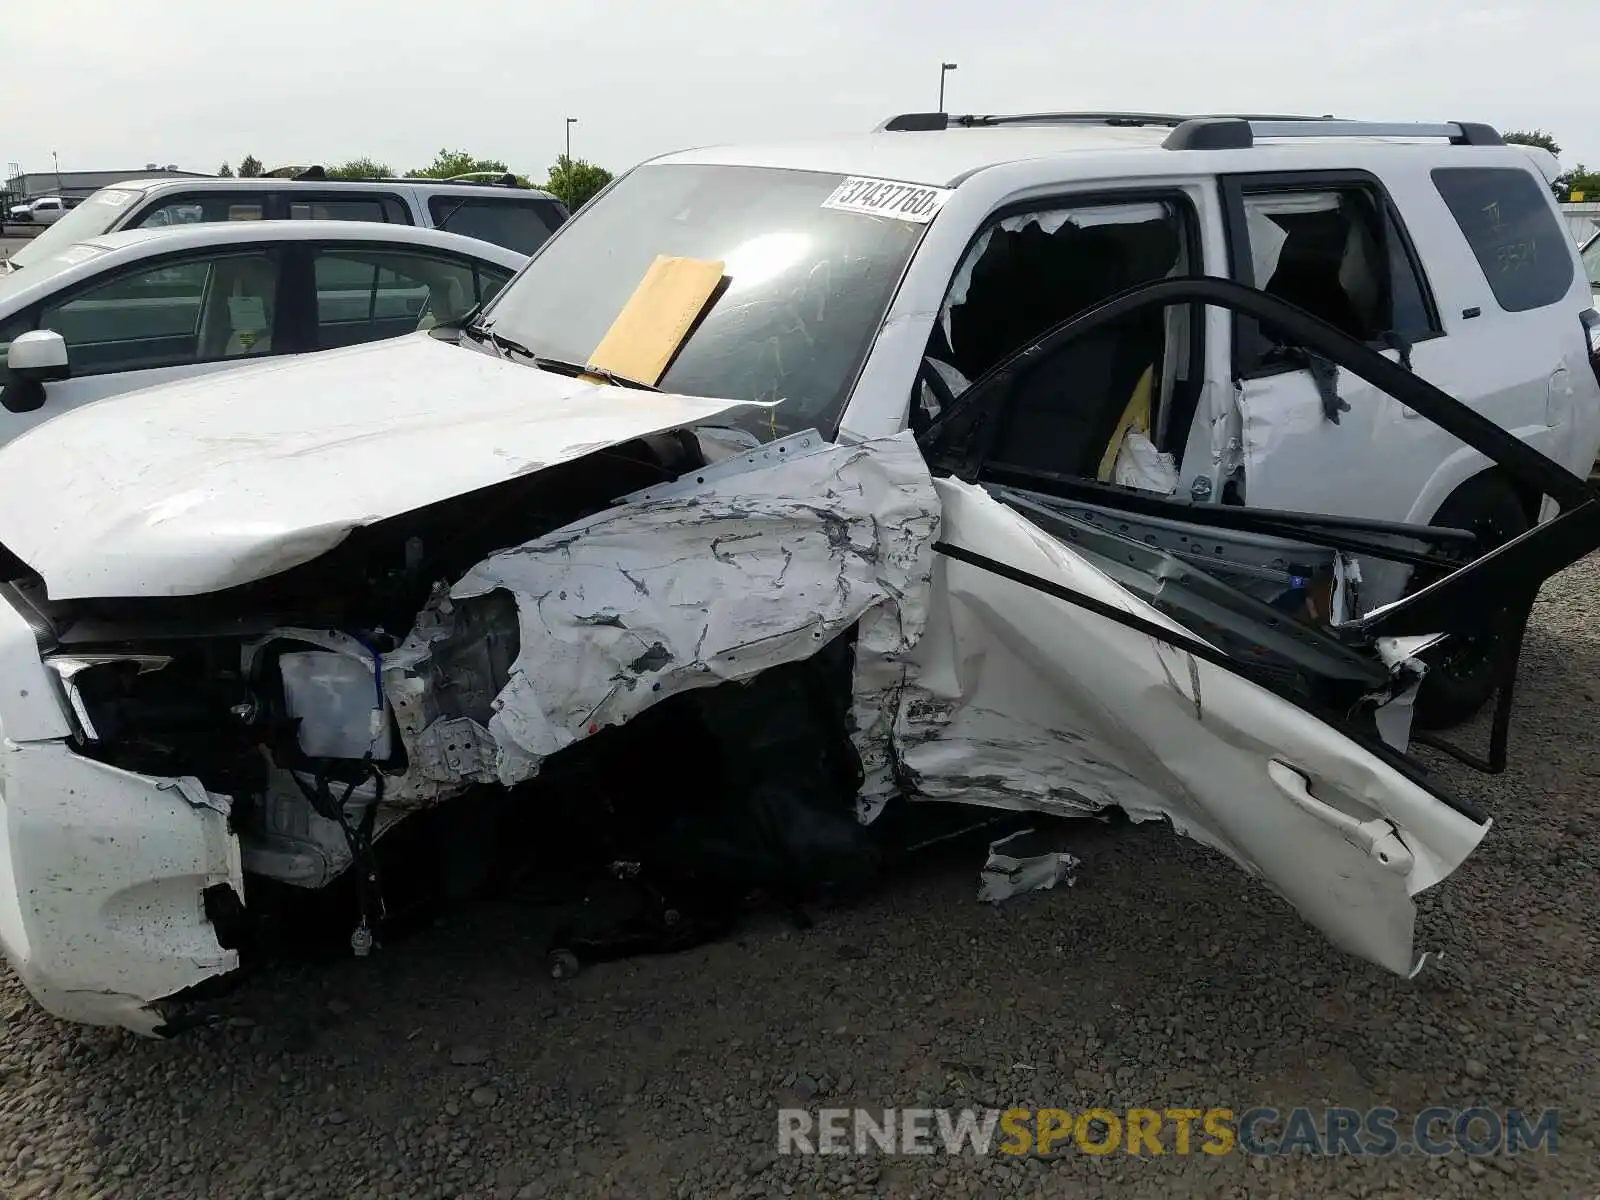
1547 365 1572 428
1267 759 1414 874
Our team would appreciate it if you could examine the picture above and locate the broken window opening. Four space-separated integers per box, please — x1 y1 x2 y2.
1228 179 1440 377
916 197 1201 487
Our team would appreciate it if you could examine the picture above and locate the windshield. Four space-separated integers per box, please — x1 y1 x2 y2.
1583 230 1600 287
478 163 928 440
0 243 107 302
9 187 146 269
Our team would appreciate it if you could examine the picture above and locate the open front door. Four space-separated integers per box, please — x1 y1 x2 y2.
909 477 1486 974
906 275 1600 973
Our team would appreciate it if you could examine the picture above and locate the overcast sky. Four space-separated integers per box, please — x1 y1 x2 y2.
6 0 1594 181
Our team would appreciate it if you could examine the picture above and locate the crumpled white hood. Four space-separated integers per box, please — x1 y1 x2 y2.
0 335 753 598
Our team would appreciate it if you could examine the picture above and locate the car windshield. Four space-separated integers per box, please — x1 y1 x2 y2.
9 187 146 269
1582 230 1600 286
0 242 107 301
478 163 928 440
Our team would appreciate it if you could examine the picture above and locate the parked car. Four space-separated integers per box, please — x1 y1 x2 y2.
0 220 526 443
1582 226 1600 292
3 174 567 271
2 113 1599 1035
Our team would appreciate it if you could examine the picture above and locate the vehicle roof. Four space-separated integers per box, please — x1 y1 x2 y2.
651 126 1175 185
650 122 1553 188
103 176 561 201
0 221 529 310
77 220 530 263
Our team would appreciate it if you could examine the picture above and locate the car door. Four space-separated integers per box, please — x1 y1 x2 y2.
0 246 290 440
1213 172 1457 523
309 244 513 352
909 186 1215 490
908 276 1533 976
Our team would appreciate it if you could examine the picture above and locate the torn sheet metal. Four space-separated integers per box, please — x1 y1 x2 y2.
1331 552 1363 625
901 478 1490 976
618 428 834 505
384 432 939 795
1365 633 1448 753
977 829 1080 903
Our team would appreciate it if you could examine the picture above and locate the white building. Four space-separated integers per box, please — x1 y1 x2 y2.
1560 201 1600 245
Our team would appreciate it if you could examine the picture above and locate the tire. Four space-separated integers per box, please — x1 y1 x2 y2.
1411 473 1532 730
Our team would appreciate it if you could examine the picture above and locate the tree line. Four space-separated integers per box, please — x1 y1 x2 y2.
215 148 614 211
1501 130 1600 201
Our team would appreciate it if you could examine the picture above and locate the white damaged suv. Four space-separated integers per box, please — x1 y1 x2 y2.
2 112 1599 1034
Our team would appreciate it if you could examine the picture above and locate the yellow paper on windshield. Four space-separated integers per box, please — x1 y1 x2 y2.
584 255 726 386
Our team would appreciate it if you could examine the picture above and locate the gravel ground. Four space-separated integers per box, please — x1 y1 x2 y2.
0 229 42 259
1 557 1597 1200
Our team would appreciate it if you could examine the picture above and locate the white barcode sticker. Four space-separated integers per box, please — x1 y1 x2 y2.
821 176 953 224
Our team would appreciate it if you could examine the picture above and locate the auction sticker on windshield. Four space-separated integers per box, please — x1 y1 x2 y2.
821 177 953 223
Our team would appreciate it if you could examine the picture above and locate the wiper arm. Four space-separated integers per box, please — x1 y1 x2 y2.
460 321 536 360
528 357 661 392
459 324 660 391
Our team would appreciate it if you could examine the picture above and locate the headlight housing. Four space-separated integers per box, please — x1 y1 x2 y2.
45 654 174 742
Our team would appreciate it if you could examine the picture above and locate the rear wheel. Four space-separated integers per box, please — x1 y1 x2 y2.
1412 474 1532 730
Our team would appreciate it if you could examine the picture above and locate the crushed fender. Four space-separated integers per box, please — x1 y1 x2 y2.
382 431 940 799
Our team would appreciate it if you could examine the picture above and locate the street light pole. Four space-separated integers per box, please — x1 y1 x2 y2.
565 117 578 162
52 150 62 194
938 62 958 112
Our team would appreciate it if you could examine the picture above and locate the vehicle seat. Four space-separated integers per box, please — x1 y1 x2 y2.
417 276 467 331
1260 210 1370 340
985 316 1165 477
960 218 1176 478
217 259 275 357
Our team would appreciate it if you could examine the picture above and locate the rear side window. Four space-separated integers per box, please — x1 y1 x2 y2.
1431 167 1574 312
311 247 497 350
287 195 410 224
1224 176 1440 376
427 196 563 255
134 193 267 227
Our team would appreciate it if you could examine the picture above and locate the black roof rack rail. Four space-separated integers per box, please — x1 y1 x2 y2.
264 172 533 189
878 111 1505 150
879 110 1333 132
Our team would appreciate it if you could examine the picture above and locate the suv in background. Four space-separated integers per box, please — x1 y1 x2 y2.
5 174 567 269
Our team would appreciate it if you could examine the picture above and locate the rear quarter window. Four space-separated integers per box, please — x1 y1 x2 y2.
426 196 563 255
1431 166 1575 312
287 195 410 224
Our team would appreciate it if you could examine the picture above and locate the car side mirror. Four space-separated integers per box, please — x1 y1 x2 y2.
2 329 71 413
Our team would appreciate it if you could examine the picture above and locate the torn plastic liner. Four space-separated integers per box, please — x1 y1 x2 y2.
977 829 1080 903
